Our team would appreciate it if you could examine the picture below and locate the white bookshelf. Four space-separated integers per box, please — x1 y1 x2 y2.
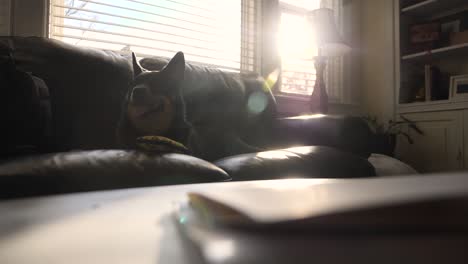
394 0 468 173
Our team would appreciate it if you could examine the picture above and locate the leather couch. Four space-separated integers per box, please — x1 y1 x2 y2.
0 37 375 199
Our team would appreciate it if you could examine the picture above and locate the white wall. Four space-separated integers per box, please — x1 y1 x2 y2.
360 0 396 122
11 0 48 37
0 0 11 35
0 0 48 36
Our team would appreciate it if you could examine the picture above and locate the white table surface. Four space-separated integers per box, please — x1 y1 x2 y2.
1 173 468 264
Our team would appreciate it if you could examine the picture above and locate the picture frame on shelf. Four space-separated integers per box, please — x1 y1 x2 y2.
449 75 468 101
441 20 462 46
441 20 461 34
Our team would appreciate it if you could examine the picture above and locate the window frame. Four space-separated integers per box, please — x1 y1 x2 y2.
276 1 317 100
273 0 362 116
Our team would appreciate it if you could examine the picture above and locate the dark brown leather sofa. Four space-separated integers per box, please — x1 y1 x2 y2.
0 37 375 199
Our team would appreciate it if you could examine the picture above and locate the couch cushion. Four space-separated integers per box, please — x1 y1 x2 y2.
272 116 373 158
214 146 376 181
0 150 230 199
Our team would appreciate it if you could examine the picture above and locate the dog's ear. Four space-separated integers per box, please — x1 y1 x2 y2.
162 52 185 81
132 52 144 77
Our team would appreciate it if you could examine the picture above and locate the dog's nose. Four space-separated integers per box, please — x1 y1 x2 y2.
131 86 150 104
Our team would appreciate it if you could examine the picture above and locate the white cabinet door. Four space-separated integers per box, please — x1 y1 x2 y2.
464 110 468 170
395 111 464 173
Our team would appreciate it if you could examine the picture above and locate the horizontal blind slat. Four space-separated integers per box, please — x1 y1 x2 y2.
107 0 217 21
151 0 216 14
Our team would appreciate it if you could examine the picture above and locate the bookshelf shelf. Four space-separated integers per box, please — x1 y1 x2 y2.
402 43 468 61
398 100 468 113
401 0 468 16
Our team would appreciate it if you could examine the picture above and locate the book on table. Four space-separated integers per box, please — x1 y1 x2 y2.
175 175 468 264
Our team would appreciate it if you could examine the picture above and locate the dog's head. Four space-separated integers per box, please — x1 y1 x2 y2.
128 52 185 135
117 52 186 147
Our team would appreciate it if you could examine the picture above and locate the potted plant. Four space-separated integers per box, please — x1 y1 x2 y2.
363 115 424 157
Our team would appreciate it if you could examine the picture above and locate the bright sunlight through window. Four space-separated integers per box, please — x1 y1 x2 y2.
279 0 321 95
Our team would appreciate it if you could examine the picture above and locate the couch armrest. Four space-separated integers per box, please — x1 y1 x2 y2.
214 146 376 181
271 115 372 158
0 150 230 199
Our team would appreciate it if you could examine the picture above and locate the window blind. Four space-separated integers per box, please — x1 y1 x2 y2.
278 0 343 100
49 0 258 72
241 0 260 72
0 0 11 35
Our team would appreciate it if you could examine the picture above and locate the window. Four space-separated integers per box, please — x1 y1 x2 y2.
49 0 259 72
278 0 343 100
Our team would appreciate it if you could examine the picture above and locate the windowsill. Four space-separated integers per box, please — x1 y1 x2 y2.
274 93 361 117
275 93 310 102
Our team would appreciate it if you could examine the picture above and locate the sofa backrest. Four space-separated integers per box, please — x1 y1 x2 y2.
1 37 133 151
140 57 278 148
0 37 276 153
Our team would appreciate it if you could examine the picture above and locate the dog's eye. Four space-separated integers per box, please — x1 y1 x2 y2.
131 86 151 104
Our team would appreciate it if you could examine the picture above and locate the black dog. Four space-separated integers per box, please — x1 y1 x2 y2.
117 52 190 149
117 52 260 160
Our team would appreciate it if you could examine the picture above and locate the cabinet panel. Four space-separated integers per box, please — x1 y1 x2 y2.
465 110 468 169
395 111 464 173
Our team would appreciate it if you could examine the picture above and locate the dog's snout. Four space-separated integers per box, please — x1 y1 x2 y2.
131 86 150 104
